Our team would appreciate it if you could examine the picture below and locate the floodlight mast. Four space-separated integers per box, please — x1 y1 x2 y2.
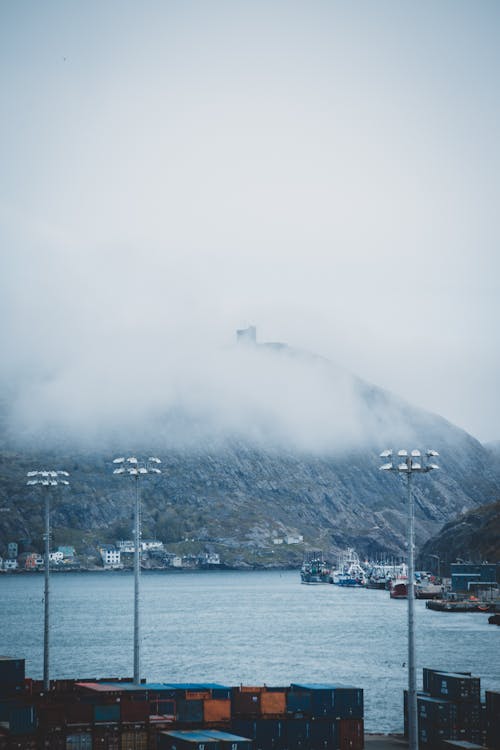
112 456 161 684
379 450 439 750
26 470 70 691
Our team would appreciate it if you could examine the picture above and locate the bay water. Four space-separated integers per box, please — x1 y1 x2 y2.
1 569 498 733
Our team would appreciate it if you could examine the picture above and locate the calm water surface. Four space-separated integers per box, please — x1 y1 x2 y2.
1 570 498 732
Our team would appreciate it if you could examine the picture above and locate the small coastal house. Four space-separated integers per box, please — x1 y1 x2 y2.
99 546 122 568
285 534 304 545
57 545 76 560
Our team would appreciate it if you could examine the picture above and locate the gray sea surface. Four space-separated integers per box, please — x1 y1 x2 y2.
1 569 498 732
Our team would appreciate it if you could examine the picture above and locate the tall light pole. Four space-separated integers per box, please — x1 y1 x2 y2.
26 470 70 691
112 456 161 684
379 449 439 750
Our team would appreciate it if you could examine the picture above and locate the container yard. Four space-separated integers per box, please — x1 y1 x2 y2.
1 658 499 750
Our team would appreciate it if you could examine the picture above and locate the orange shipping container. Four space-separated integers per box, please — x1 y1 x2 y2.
239 686 264 694
260 691 287 716
203 699 231 722
186 691 211 701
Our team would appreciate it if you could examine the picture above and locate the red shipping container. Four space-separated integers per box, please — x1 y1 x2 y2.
232 691 261 716
338 719 364 750
38 704 66 729
66 702 94 725
120 700 150 723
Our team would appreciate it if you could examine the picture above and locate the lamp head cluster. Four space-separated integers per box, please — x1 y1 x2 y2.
27 470 70 486
112 456 162 476
379 449 439 473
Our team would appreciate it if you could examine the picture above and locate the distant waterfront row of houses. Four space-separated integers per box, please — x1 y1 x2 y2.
0 539 222 572
0 531 306 572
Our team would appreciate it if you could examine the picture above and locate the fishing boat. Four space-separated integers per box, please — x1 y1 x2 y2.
389 577 408 598
300 553 331 584
414 574 443 600
331 548 366 587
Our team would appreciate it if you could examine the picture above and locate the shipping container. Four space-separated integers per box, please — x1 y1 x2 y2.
93 728 120 750
41 731 67 750
66 731 93 749
177 700 204 724
231 719 284 749
120 701 150 724
198 729 252 750
120 729 148 750
486 691 500 720
149 699 175 718
309 718 337 750
260 692 286 717
231 692 262 717
6 705 37 736
427 674 480 703
164 686 232 701
66 703 94 725
289 685 363 720
7 735 38 750
285 719 310 749
157 729 220 750
93 705 120 723
422 670 471 694
338 719 363 750
203 700 231 723
38 704 66 730
0 700 15 722
417 696 458 728
418 718 461 748
456 702 481 730
0 658 25 689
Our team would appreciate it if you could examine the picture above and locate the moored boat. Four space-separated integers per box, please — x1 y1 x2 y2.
389 576 408 599
331 548 366 587
300 553 330 584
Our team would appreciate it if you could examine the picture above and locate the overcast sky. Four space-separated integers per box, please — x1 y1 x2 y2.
1 1 499 445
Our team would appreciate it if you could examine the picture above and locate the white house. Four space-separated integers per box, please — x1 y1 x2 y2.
141 539 164 551
99 546 122 568
3 559 18 570
49 551 64 563
273 538 284 545
285 534 304 545
117 540 135 553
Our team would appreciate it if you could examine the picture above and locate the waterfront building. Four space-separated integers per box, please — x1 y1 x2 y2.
57 545 76 559
99 546 122 568
451 562 500 594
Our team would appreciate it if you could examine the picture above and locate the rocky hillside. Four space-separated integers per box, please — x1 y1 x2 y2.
1 342 499 566
418 500 500 576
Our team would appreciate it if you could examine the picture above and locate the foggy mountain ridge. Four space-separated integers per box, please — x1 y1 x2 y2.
1 339 499 562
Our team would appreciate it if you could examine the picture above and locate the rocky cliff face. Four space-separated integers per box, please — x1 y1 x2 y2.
418 500 500 575
1 345 499 563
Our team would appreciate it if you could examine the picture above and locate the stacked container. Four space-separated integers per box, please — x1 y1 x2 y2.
485 691 500 750
157 729 251 750
286 683 364 750
406 670 484 749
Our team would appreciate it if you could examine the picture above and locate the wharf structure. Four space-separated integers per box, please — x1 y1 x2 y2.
0 657 363 750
